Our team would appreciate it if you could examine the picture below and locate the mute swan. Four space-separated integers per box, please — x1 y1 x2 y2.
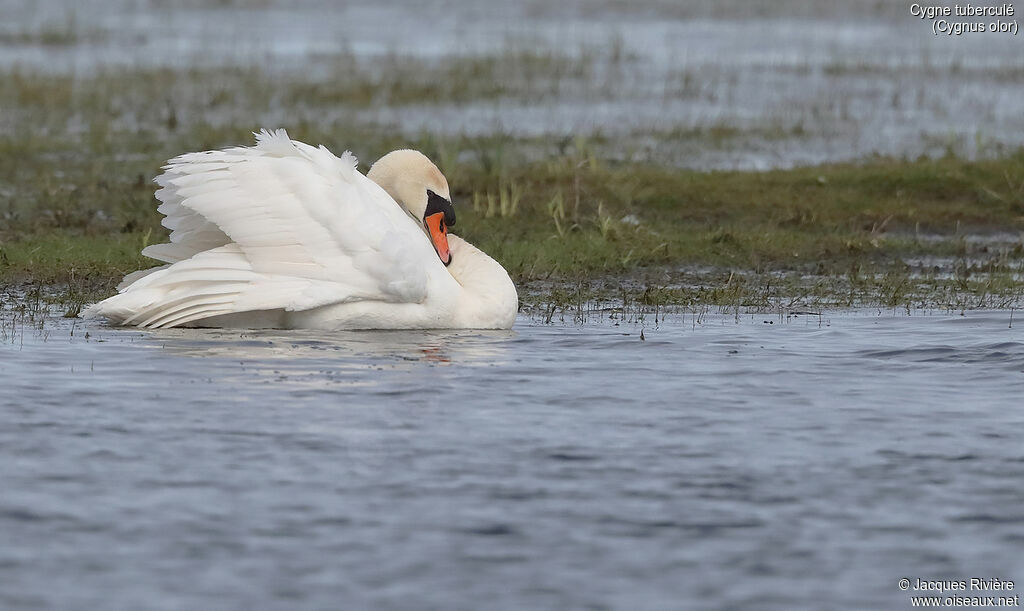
83 129 518 330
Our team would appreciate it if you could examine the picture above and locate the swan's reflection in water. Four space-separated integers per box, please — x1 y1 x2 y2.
136 326 517 393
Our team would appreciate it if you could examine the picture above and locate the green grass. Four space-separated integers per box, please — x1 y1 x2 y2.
2 58 1023 311
446 150 1024 288
2 142 1024 309
0 233 152 290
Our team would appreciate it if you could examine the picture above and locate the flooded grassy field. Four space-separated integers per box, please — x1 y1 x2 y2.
3 1 1024 609
2 0 1024 305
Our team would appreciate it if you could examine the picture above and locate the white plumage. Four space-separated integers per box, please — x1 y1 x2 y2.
84 129 518 330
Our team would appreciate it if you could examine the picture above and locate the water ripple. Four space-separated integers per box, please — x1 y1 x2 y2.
2 310 1023 609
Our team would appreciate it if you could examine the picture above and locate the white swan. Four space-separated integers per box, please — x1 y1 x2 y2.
83 129 518 330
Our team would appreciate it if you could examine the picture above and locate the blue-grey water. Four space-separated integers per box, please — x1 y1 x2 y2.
2 310 1023 610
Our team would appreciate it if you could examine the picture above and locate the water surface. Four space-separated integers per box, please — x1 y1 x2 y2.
2 310 1023 609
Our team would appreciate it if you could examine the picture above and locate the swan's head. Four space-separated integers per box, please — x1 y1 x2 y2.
367 149 456 266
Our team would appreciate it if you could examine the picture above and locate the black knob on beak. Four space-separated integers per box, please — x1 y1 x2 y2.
426 190 456 227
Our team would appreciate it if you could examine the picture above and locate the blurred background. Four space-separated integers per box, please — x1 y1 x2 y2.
3 0 1023 169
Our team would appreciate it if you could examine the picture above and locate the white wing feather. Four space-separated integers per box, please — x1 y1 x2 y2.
86 129 440 327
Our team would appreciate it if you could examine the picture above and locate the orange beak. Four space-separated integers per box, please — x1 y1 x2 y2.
424 212 451 266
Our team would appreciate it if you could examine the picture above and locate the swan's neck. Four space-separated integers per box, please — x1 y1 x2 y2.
446 235 518 329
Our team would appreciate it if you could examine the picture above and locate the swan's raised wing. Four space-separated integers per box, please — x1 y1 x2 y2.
88 129 443 327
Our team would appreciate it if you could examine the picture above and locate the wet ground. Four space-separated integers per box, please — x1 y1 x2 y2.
2 310 1023 609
